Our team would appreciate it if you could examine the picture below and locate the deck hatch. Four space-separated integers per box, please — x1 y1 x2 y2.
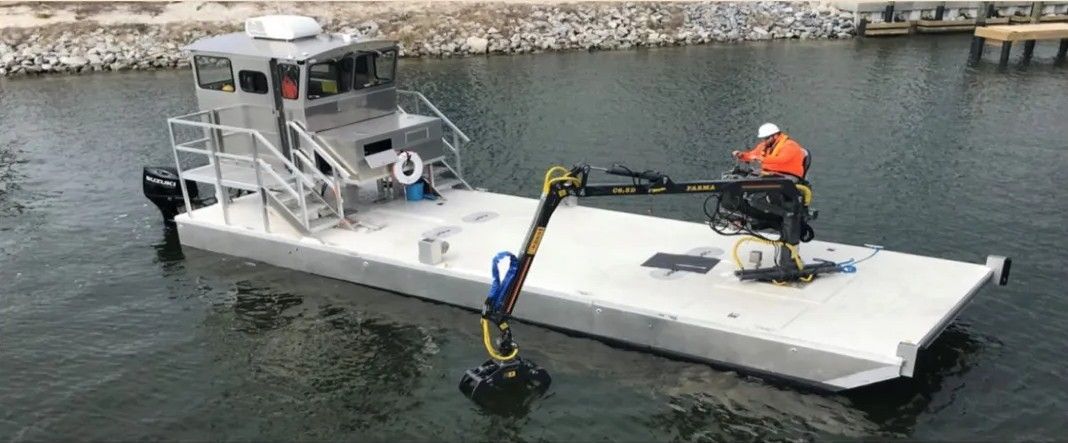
641 253 720 274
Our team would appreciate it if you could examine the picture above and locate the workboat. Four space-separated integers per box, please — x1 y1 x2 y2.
143 16 1011 399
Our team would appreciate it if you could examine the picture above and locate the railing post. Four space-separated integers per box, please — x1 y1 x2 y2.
168 120 194 218
250 132 270 233
333 169 344 221
293 148 309 232
207 112 230 226
452 131 463 179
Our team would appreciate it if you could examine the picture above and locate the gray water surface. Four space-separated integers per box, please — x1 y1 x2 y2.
2 36 1067 441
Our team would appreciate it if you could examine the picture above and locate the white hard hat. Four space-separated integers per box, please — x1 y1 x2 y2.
757 123 781 138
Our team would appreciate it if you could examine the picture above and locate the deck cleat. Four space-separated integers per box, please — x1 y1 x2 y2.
459 358 551 411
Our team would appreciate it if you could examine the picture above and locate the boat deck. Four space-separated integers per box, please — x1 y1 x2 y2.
175 186 993 390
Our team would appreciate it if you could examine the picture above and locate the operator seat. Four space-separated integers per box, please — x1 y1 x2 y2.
800 148 812 183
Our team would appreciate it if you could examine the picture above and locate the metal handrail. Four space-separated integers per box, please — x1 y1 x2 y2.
291 149 344 215
168 116 347 233
178 143 304 205
441 137 460 157
286 121 353 180
397 89 471 181
169 94 470 233
439 159 474 191
168 117 315 190
397 90 471 143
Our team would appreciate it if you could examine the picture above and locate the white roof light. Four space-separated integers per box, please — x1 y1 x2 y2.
245 15 323 41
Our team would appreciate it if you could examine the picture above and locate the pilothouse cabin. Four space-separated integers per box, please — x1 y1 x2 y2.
181 15 450 191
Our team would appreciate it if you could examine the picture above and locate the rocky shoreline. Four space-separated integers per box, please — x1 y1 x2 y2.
0 2 855 78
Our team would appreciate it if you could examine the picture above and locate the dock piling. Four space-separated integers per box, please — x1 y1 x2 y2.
969 1 991 65
970 36 987 64
999 41 1013 67
971 23 1068 66
1022 40 1036 62
934 3 945 21
1058 38 1068 60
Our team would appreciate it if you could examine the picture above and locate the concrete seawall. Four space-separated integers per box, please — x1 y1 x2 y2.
0 1 856 77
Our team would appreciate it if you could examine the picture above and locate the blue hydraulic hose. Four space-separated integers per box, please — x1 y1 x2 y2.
837 244 883 274
487 252 519 311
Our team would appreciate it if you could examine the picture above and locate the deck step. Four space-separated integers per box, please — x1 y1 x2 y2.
275 190 329 216
308 215 341 233
433 179 462 191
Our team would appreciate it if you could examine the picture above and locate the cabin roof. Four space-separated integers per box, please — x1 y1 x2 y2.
183 32 397 62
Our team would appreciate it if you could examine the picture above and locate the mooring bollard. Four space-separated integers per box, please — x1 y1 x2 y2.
935 4 945 21
1058 39 1068 61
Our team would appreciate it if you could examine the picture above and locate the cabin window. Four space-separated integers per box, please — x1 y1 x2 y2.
352 50 397 90
238 70 268 94
278 64 300 100
307 58 352 99
353 53 373 89
374 50 397 83
194 56 234 92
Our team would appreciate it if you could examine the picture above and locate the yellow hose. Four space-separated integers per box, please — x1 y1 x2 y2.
481 317 519 361
732 236 814 284
542 166 571 193
795 184 813 206
542 166 581 194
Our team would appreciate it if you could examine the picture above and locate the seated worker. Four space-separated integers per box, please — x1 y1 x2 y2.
731 123 806 179
723 123 809 231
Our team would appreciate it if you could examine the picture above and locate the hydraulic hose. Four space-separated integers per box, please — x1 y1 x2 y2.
731 236 814 283
481 317 519 361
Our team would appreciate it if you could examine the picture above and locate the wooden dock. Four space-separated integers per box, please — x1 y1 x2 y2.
969 23 1068 66
844 1 1068 37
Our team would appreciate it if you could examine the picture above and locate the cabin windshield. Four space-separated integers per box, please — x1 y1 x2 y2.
308 57 353 99
307 49 398 100
374 49 397 84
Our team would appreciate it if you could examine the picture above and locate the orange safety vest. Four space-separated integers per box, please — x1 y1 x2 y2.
739 133 806 178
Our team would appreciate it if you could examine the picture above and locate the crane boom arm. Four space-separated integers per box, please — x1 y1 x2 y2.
459 163 830 409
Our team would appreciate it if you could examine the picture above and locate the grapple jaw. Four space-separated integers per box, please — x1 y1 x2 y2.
459 357 551 412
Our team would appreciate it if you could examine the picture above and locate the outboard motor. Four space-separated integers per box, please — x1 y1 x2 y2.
143 166 198 222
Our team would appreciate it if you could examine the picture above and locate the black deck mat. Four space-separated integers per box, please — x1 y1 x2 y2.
640 253 721 274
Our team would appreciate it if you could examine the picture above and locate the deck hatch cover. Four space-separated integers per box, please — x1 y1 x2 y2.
641 253 720 274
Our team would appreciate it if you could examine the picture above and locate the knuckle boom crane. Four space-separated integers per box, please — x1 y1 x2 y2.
458 163 839 409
